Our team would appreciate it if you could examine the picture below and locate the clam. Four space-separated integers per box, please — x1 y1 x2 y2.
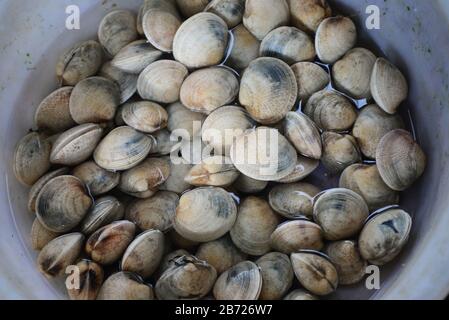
313 188 369 240
176 0 209 17
332 48 377 99
69 77 120 124
352 104 404 159
119 157 170 198
35 87 76 133
260 26 316 64
126 191 179 232
111 40 163 74
150 129 177 156
233 173 268 194
290 251 338 296
136 5 145 35
36 175 92 233
291 62 329 102
85 220 136 265
167 102 206 140
98 10 138 56
185 155 240 187
226 24 261 70
121 101 168 133
13 132 51 186
121 229 165 278
268 182 320 218
72 161 120 196
156 255 217 300
339 164 399 211
30 218 62 251
157 249 192 278
213 261 262 300
99 62 138 105
370 58 408 114
56 40 104 86
239 57 297 124
93 126 154 171
67 260 104 300
230 196 281 255
180 67 239 115
275 155 319 183
284 289 318 300
359 209 412 265
321 132 362 173
159 156 194 194
287 0 332 33
205 0 245 28
256 252 294 300
173 12 229 68
137 60 188 104
50 123 103 166
325 240 367 285
80 196 125 235
97 272 154 300
168 229 200 250
376 129 426 191
243 0 289 40
37 233 84 277
270 220 323 253
284 112 322 159
174 187 237 242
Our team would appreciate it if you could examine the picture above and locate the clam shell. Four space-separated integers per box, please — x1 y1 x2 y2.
256 252 294 300
97 272 154 300
275 155 319 183
150 129 177 156
98 10 138 56
284 289 318 300
156 249 192 278
284 111 322 159
270 220 323 253
232 173 268 194
226 24 260 70
30 218 62 251
136 5 145 35
321 132 362 173
176 0 209 17
291 62 329 102
121 101 168 133
67 260 104 300
167 102 206 140
205 0 245 28
159 156 194 194
99 62 138 104
287 0 332 33
73 161 120 196
243 0 289 40
185 155 240 187
80 196 125 235
111 40 163 74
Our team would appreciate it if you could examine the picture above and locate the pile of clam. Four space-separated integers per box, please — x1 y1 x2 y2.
13 0 426 300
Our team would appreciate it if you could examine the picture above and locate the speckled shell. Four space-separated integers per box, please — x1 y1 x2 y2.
270 220 324 253
111 40 163 74
80 196 125 235
256 252 294 300
73 161 120 196
98 10 138 56
185 155 240 187
99 62 138 104
30 218 62 251
243 0 289 40
226 24 260 71
291 62 329 102
275 155 319 183
284 112 322 159
205 0 245 28
321 132 362 173
97 272 154 300
176 0 209 17
167 102 206 140
233 173 268 194
67 260 104 300
287 0 332 33
121 101 168 133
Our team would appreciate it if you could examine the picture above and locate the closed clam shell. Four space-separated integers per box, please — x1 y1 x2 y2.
287 0 332 33
67 260 104 300
111 40 163 74
98 10 138 56
157 249 192 278
167 102 206 140
270 220 323 253
339 164 399 211
150 129 177 155
332 48 377 99
174 187 237 242
230 196 281 255
205 0 245 28
13 132 51 186
121 101 168 133
94 126 154 171
275 155 319 183
260 26 316 64
370 58 408 114
119 157 170 198
213 261 262 300
325 240 367 285
159 156 194 194
137 5 145 35
80 196 125 235
37 233 84 277
36 175 92 233
376 129 426 191
290 251 338 296
226 24 260 70
156 255 217 300
85 220 136 265
35 87 76 133
126 191 179 232
56 40 104 86
137 60 188 104
180 67 239 115
284 112 322 159
233 173 268 194
243 0 289 40
176 0 209 17
73 161 120 196
291 62 329 102
121 229 165 278
185 155 240 187
97 271 154 300
284 289 318 300
69 77 120 124
256 252 294 300
229 127 297 181
239 57 297 124
321 132 362 173
269 182 320 218
30 218 62 251
173 12 228 68
50 123 103 166
313 188 369 240
359 209 412 265
99 62 138 104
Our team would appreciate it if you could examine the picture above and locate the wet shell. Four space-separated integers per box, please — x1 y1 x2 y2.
121 101 168 133
313 188 369 240
80 196 125 235
159 156 194 194
213 261 262 300
97 272 154 300
85 220 136 265
376 129 426 191
284 112 322 159
284 289 318 300
239 57 297 124
226 24 260 70
275 155 319 183
50 123 103 166
174 187 238 242
13 132 51 186
370 58 408 114
233 173 268 194
205 0 245 28
67 260 104 300
93 126 154 171
137 60 188 104
173 12 229 68
260 26 315 64
36 175 92 233
98 10 138 56
180 67 239 115
99 62 138 104
185 155 240 187
291 62 329 102
73 161 120 196
37 233 84 277
176 0 209 17
230 196 281 255
321 132 362 173
30 218 62 251
256 252 294 300
111 40 163 74
287 0 332 33
243 0 289 40
270 220 323 253
269 182 320 218
167 102 206 140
